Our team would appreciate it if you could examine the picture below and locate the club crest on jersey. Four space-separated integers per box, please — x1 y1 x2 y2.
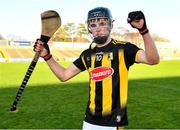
108 52 113 60
90 67 114 81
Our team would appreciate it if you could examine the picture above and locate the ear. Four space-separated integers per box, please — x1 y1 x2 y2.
111 20 114 29
111 23 113 29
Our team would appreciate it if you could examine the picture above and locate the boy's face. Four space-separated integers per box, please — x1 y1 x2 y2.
88 18 111 37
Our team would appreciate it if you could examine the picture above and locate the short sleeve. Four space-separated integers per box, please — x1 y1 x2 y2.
124 42 140 68
73 52 86 71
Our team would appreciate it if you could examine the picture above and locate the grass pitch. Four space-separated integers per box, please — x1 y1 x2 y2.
0 60 179 129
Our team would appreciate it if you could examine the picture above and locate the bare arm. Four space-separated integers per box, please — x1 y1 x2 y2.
33 39 82 82
127 11 160 65
45 57 81 82
137 32 160 65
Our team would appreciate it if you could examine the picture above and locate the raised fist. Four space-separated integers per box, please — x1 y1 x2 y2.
127 11 149 35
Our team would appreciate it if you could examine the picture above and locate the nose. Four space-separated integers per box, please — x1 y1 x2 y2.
95 27 101 32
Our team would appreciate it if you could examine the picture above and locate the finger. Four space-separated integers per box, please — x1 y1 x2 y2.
33 42 44 52
36 42 43 47
36 38 40 42
33 45 40 52
36 39 44 46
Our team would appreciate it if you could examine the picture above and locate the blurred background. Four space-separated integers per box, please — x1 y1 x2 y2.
0 0 180 62
0 0 180 129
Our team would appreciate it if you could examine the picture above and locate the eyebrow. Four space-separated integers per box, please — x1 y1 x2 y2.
89 18 108 22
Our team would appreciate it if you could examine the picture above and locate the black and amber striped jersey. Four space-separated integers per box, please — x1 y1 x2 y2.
73 39 140 127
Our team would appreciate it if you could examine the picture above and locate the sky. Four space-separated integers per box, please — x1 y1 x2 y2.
0 0 180 43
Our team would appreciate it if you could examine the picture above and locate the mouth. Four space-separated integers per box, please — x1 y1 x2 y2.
94 34 106 37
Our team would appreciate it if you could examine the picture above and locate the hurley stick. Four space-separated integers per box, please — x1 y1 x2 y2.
10 10 61 112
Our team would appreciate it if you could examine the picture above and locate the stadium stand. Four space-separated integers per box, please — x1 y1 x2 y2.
0 41 179 62
0 44 87 62
0 47 9 62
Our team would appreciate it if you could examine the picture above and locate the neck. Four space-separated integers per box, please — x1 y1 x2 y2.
96 37 111 47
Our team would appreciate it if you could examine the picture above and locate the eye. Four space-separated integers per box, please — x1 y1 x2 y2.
99 22 107 26
89 24 97 28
